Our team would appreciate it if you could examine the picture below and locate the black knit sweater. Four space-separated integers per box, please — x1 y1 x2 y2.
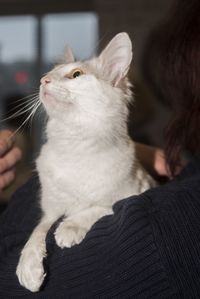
1 156 200 298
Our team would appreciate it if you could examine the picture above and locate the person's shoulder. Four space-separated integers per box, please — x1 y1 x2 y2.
112 155 200 254
146 155 200 211
139 157 200 296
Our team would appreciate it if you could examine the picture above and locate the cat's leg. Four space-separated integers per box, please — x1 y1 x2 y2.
16 216 56 292
55 206 112 248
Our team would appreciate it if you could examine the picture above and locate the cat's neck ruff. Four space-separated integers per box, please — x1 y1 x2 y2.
46 113 130 145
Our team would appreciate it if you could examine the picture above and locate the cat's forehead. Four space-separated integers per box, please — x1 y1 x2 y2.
51 62 89 76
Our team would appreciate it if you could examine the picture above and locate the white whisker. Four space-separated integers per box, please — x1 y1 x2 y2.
29 101 42 131
8 92 39 105
2 98 40 122
9 100 42 139
7 96 39 114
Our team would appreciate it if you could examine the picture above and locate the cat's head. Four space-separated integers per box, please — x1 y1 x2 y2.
40 32 133 136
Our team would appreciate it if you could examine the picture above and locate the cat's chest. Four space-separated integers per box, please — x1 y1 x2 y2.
37 144 105 177
36 141 135 199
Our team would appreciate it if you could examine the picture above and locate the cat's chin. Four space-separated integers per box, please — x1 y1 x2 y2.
40 93 57 107
40 93 71 113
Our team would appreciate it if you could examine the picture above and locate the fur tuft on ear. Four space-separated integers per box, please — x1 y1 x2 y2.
64 46 75 64
99 32 133 86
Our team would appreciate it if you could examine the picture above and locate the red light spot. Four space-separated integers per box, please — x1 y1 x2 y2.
15 71 28 84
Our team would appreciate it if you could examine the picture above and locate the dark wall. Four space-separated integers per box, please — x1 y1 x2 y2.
0 0 94 15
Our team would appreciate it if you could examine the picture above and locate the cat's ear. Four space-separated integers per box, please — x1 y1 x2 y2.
64 46 75 63
99 32 133 86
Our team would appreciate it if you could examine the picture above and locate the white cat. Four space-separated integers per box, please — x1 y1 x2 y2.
16 32 155 292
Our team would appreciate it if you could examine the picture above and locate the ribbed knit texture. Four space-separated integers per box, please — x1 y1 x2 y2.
0 156 200 298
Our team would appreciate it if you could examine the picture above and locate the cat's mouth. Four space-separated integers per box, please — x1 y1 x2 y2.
40 86 57 106
43 90 52 98
40 86 70 109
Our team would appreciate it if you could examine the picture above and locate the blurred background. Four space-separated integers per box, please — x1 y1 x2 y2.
0 0 174 200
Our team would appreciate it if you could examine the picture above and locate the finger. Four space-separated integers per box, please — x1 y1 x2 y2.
154 149 170 177
0 130 15 157
0 147 22 173
0 169 15 191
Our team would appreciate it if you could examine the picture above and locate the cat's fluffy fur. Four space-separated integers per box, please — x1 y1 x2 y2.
16 32 155 292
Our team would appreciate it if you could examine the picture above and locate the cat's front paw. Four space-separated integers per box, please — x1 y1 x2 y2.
54 220 87 248
16 246 46 292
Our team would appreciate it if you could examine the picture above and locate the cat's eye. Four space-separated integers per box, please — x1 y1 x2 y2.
72 70 82 78
68 68 84 79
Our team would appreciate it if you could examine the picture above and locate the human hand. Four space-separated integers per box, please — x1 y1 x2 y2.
0 130 22 192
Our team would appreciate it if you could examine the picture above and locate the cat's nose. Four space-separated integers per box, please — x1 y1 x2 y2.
41 76 51 85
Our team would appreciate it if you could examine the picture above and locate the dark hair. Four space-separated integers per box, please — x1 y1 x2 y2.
142 0 200 175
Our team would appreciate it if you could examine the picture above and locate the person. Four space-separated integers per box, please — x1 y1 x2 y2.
0 0 200 297
0 129 22 193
